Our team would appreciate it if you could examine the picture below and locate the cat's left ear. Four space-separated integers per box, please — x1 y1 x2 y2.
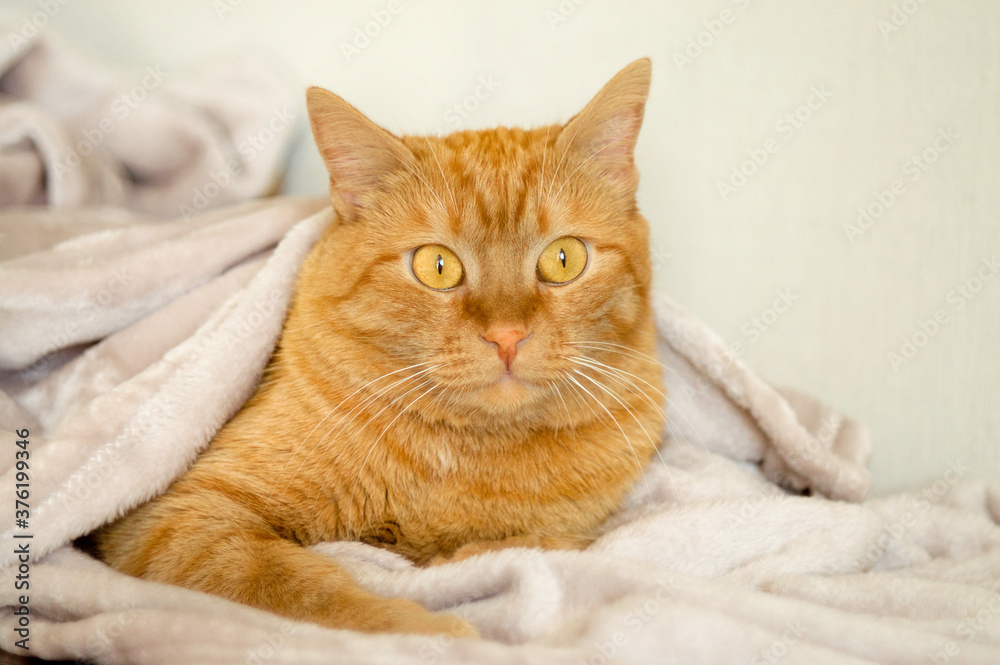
555 58 651 193
306 86 416 223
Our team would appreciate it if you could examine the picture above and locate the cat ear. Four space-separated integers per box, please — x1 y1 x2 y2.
555 58 651 193
306 86 415 222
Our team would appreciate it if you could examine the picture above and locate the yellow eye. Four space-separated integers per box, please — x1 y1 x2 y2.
412 244 464 290
537 236 588 285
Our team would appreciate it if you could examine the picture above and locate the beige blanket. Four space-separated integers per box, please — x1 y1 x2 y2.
0 198 998 664
0 21 295 216
1 25 998 665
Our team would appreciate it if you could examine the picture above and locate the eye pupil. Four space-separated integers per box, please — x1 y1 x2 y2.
537 236 587 285
413 245 463 290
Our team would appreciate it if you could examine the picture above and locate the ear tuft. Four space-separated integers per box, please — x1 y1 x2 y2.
306 86 414 222
554 58 652 192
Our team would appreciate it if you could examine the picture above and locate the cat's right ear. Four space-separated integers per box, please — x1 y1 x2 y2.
306 87 415 222
555 59 651 196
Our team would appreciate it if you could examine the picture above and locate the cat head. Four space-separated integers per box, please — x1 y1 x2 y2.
300 59 658 427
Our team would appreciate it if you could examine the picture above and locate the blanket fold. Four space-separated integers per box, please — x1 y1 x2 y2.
0 22 297 216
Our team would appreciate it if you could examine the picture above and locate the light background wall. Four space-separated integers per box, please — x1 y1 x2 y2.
4 0 997 494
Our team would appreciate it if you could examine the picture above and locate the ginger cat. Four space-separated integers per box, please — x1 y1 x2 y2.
93 59 665 637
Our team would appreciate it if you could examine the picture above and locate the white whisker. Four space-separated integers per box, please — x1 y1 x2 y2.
569 340 698 382
548 380 577 447
572 369 657 446
347 379 440 535
279 362 452 516
570 361 679 493
545 96 601 206
563 372 653 501
550 136 627 203
572 357 662 415
536 123 553 209
569 354 714 469
264 361 433 510
427 142 458 213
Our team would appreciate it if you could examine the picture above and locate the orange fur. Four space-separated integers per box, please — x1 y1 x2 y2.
94 59 665 636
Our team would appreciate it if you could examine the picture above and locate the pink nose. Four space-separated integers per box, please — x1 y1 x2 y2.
481 328 530 371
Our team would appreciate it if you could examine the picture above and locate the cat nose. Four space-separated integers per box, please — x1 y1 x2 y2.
480 328 531 371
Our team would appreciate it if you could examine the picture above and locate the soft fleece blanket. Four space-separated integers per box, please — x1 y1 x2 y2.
1 27 1000 665
1 199 999 665
0 21 295 215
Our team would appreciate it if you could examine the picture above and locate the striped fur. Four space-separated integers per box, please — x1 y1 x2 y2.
95 59 664 636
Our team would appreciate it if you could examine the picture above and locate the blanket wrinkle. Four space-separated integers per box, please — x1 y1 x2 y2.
0 23 297 216
0 198 324 369
0 190 997 661
318 542 568 643
655 297 872 500
0 202 329 561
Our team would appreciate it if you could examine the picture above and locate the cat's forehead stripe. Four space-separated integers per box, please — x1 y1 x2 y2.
406 127 555 238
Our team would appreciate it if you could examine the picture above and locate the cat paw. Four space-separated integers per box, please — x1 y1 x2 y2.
428 534 593 566
363 596 478 638
395 609 479 638
428 540 502 565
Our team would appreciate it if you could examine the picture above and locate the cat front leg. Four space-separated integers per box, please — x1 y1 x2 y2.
95 485 477 637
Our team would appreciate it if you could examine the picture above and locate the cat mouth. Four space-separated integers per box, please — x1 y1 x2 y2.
436 369 541 403
478 371 538 395
472 377 535 411
489 372 531 388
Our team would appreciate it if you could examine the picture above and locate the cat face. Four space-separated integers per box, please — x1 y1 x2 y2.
302 60 655 424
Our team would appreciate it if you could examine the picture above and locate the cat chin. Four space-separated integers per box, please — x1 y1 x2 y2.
472 376 538 409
